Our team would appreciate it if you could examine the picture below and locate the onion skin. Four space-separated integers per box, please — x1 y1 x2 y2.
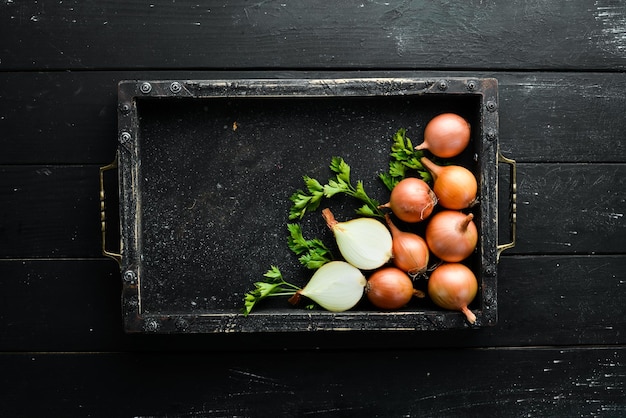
427 263 478 324
420 157 477 210
379 177 437 223
416 113 471 158
385 214 429 275
425 211 478 262
366 267 415 310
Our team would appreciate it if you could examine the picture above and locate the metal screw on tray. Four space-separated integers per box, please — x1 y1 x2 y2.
437 80 448 90
119 103 131 115
170 81 182 94
175 318 189 332
486 101 497 112
486 130 496 141
143 319 160 332
467 80 477 91
119 131 132 144
139 82 152 94
123 270 136 285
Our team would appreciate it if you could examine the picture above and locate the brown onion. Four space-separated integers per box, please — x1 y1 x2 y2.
427 263 477 324
379 177 437 223
425 210 478 262
385 214 429 276
421 157 477 210
416 113 471 158
366 267 417 310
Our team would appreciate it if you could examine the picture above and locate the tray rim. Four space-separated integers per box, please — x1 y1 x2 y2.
115 76 500 333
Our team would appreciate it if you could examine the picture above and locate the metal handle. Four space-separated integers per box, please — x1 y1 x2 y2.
99 153 122 266
497 152 517 261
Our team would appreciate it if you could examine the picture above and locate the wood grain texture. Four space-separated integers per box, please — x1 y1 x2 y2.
0 165 103 258
1 0 625 413
1 71 624 165
497 72 626 163
1 348 623 417
1 256 623 351
1 1 626 71
512 163 626 255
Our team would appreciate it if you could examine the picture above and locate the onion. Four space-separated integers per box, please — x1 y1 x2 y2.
366 267 417 310
427 263 477 324
322 208 392 270
295 261 367 312
420 157 477 210
379 177 437 223
425 210 478 262
416 113 471 158
385 214 429 276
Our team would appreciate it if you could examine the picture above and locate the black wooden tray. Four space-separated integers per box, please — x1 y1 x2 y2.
103 77 515 333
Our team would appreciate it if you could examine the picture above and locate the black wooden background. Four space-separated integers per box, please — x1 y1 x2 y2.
1 1 625 416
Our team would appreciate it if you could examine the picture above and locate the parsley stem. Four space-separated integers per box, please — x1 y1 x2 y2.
278 281 301 291
267 292 298 296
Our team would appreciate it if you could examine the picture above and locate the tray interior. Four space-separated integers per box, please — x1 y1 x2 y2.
133 93 482 316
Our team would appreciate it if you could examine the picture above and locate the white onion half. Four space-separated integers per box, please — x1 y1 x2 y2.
300 261 367 312
322 208 393 270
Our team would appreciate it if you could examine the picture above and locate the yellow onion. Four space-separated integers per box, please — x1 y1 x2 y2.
421 157 477 210
366 267 416 310
322 208 392 270
385 214 429 276
425 210 478 262
416 113 471 158
379 177 437 223
428 263 477 324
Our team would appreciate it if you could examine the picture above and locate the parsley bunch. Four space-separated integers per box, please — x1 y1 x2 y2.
379 128 431 190
289 156 384 220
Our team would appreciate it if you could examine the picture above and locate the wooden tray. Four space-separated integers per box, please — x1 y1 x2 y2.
103 77 515 333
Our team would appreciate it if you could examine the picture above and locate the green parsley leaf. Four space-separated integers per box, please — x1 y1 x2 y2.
323 179 347 198
355 204 377 217
378 172 396 191
263 265 284 282
380 128 431 190
299 252 331 270
329 156 351 184
242 266 302 316
287 223 332 269
303 175 324 193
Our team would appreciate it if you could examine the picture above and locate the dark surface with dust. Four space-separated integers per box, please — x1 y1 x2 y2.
136 95 480 313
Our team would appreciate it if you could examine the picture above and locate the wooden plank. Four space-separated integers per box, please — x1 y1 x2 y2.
0 71 120 165
1 1 625 71
0 260 123 351
1 348 623 416
0 165 105 258
0 256 622 351
494 255 626 346
0 162 623 258
1 71 624 165
512 163 626 255
497 72 626 163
